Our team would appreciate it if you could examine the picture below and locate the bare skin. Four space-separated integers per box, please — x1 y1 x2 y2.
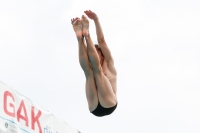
71 10 117 112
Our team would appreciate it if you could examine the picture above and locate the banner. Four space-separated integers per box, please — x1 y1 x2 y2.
0 81 80 133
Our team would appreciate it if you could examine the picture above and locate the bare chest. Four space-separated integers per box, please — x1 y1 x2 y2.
102 61 116 81
101 60 117 94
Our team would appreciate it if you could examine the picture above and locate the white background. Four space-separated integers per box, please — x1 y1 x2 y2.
0 0 200 133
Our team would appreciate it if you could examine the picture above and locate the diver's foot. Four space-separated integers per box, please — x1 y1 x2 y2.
81 15 89 37
71 17 82 39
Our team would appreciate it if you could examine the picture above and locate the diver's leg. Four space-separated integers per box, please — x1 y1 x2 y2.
79 39 98 111
81 15 117 108
72 18 98 111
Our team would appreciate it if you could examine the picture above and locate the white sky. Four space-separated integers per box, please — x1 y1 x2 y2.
0 0 200 133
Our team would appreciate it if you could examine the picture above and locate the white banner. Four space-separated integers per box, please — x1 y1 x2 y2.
0 81 80 133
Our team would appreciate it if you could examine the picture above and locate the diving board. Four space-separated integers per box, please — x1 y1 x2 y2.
0 81 80 133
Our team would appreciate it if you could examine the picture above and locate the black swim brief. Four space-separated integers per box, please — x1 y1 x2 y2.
91 102 117 117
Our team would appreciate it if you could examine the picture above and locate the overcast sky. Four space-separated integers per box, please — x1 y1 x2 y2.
0 0 200 133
